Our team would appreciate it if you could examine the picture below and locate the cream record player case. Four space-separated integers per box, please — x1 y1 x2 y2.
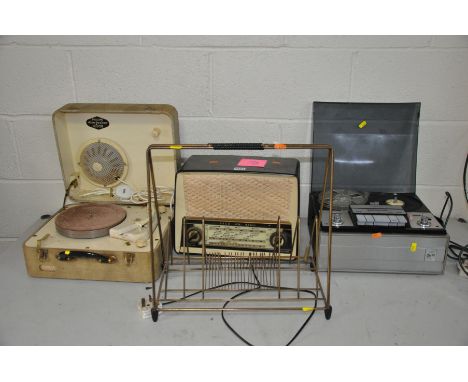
23 104 180 282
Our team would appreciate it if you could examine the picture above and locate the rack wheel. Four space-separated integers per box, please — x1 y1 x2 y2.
151 307 159 322
324 305 332 320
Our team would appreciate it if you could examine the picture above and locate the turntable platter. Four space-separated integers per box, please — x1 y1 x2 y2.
55 203 127 239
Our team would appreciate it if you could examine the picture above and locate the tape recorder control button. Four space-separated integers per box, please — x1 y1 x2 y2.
331 212 344 227
417 215 431 228
396 215 407 226
356 214 366 226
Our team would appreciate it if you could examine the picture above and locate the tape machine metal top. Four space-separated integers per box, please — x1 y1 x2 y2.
174 155 300 256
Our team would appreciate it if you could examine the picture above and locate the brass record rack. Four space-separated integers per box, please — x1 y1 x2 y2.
146 143 334 323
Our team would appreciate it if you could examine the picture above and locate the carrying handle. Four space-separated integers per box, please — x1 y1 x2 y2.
56 250 116 264
210 143 264 150
439 191 453 229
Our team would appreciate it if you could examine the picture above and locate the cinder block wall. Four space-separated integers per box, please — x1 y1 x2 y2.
1 36 467 245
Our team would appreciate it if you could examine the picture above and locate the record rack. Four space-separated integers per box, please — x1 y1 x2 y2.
144 143 335 323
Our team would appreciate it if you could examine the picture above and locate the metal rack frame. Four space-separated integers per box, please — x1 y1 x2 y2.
145 143 334 322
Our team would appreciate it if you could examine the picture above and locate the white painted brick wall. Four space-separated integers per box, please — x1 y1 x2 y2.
212 50 352 118
12 118 62 179
71 49 211 116
0 181 64 237
351 50 468 120
0 35 467 241
0 47 75 115
0 118 22 179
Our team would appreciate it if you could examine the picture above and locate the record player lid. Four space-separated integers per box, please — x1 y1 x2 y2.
52 103 180 204
311 102 420 193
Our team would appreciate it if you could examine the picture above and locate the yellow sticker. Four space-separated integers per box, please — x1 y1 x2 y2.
358 120 367 129
302 307 315 312
65 250 70 255
169 145 182 150
410 242 417 253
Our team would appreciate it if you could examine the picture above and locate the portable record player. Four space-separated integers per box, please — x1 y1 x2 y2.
23 104 180 282
308 102 449 274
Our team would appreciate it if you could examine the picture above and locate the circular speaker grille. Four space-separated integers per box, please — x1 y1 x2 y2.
79 140 127 187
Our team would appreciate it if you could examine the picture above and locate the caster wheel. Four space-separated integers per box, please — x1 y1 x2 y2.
151 307 159 322
324 305 332 320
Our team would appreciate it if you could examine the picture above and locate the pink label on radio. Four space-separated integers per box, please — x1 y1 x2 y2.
237 158 268 167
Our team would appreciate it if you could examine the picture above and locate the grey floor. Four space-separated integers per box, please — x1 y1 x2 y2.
1 218 467 345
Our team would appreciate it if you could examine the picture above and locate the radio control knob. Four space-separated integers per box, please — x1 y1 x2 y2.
270 231 286 249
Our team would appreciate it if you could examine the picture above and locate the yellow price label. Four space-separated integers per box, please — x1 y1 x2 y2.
358 120 367 129
410 242 417 253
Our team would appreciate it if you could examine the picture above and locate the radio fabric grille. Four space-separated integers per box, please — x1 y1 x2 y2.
182 173 296 221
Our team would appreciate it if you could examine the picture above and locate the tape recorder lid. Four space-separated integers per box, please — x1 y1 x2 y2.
179 155 299 176
311 102 421 193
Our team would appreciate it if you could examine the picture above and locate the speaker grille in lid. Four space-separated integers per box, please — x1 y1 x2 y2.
79 139 128 187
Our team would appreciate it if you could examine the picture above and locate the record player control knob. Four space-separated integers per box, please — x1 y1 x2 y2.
418 215 431 228
332 212 344 227
136 240 147 248
152 128 161 138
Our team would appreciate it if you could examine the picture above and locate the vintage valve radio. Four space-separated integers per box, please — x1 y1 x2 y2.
174 155 300 257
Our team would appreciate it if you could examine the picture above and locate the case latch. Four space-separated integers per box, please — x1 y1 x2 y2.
124 252 135 266
36 233 50 261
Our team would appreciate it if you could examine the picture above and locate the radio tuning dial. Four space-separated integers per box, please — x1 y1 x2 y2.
269 231 286 249
186 227 202 245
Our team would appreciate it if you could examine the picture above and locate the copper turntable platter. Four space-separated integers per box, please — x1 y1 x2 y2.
55 203 127 239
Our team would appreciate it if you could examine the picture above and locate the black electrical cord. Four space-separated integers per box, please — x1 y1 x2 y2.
444 155 468 276
439 192 453 229
463 153 468 203
448 240 468 276
155 266 319 346
221 286 317 346
62 178 78 208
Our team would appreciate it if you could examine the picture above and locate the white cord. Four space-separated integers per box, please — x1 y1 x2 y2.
130 187 174 204
79 188 109 197
77 178 174 206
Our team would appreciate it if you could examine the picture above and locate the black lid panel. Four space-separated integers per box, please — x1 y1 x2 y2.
311 102 420 193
